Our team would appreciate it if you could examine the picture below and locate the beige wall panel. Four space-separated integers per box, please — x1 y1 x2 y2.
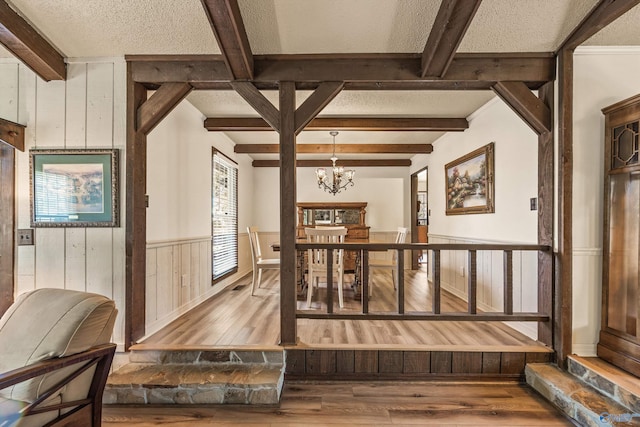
63 63 88 292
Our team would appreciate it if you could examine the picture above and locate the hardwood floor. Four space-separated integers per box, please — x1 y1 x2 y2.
137 267 549 352
103 381 572 426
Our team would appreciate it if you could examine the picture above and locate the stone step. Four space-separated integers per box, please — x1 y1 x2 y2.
567 355 640 415
526 363 637 426
105 349 285 405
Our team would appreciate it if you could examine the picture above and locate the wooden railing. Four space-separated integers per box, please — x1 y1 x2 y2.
294 242 551 323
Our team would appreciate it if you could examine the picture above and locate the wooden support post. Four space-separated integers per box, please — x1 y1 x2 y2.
362 250 369 314
326 249 334 314
279 81 297 345
538 80 555 349
504 250 513 315
467 250 477 314
432 250 441 314
556 51 572 367
125 68 148 349
397 249 405 315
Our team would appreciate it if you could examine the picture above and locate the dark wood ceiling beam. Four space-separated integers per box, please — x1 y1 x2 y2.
136 83 193 135
230 81 280 132
0 0 65 81
235 144 433 154
492 81 551 135
200 0 253 79
0 117 25 151
559 0 640 52
205 117 468 131
294 82 344 135
422 0 482 78
253 159 412 167
127 53 555 88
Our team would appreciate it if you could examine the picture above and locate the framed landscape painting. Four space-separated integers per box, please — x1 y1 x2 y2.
30 149 119 227
445 142 494 215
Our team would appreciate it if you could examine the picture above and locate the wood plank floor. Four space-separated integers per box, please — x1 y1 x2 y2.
103 381 572 426
137 267 551 352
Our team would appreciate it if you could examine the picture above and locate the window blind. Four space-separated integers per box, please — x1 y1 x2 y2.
212 150 238 281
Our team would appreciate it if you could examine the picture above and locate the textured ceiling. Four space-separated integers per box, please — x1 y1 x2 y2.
2 0 640 162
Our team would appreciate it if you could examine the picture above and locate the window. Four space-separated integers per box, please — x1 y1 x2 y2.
212 149 238 282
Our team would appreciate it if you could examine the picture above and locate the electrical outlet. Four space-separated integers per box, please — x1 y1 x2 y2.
18 229 34 246
460 266 465 277
181 274 189 287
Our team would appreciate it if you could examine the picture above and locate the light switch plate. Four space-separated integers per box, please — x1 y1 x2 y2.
18 229 34 246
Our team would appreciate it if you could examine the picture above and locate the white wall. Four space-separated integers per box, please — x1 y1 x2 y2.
418 98 539 243
572 47 640 356
144 100 255 338
252 165 411 232
2 58 127 346
411 97 540 339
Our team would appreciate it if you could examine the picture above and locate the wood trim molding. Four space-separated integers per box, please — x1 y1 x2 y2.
235 144 432 154
136 82 193 135
421 0 482 78
0 143 14 315
252 159 411 167
558 0 640 52
0 117 25 151
200 0 253 79
492 81 552 135
205 117 469 131
0 0 66 81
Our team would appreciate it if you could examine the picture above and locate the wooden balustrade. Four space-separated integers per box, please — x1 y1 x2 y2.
294 242 551 324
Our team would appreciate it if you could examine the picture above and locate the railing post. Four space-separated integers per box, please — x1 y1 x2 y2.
397 248 404 315
432 249 441 314
361 249 369 314
468 250 477 314
326 248 334 314
504 250 513 315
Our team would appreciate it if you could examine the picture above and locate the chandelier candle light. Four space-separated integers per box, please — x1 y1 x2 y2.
315 131 355 195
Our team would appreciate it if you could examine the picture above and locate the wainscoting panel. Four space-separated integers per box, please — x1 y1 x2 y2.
144 234 252 340
428 234 539 339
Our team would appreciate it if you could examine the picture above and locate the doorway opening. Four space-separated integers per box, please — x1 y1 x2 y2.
410 167 428 270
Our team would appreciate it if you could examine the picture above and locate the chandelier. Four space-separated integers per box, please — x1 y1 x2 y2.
315 131 355 195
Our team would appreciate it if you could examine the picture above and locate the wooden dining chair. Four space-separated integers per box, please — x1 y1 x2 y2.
368 226 408 293
247 226 280 295
305 227 348 308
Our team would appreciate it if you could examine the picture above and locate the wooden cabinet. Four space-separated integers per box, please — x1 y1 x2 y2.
297 202 369 271
599 94 640 377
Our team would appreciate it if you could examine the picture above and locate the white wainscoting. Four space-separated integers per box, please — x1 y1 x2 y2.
143 233 252 340
428 234 539 340
572 247 603 357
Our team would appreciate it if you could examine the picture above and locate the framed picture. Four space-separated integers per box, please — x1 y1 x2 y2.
445 142 494 215
30 149 119 227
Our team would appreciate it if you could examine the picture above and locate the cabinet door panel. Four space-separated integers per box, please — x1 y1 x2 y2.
607 170 639 335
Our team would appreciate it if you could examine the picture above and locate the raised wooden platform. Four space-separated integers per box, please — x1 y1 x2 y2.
132 269 553 382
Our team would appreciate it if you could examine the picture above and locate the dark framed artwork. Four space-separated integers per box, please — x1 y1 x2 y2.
445 142 494 215
30 149 119 227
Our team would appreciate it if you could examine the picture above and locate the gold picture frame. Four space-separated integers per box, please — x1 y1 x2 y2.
445 142 494 215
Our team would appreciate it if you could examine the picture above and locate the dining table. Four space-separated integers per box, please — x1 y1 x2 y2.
270 238 387 300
